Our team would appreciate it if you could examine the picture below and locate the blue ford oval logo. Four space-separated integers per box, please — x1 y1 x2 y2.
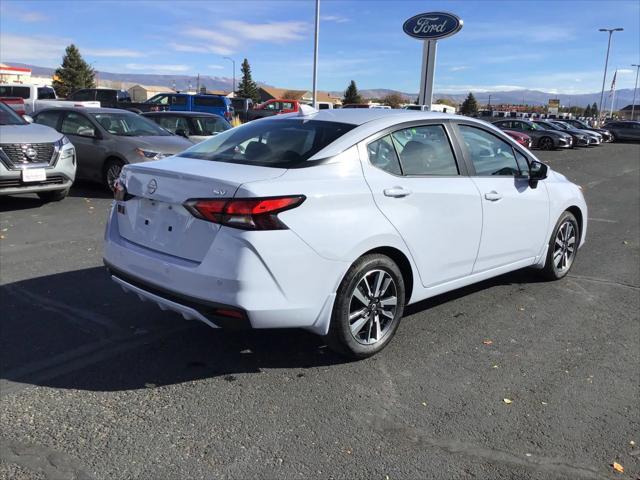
403 12 463 40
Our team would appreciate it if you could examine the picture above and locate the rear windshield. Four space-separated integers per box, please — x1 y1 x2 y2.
179 119 356 167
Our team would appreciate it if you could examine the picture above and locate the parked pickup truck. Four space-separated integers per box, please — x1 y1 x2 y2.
142 93 234 121
68 88 159 113
246 99 301 121
0 84 100 115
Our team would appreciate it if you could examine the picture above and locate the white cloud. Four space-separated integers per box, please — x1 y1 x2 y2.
208 64 225 70
617 68 634 74
435 84 525 94
220 20 307 42
168 41 233 56
0 34 67 62
83 48 144 58
321 15 349 23
450 66 470 72
183 27 237 47
124 63 190 73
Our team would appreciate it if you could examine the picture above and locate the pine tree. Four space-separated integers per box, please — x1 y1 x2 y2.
584 104 592 117
343 80 362 105
235 58 259 103
591 102 599 117
460 92 479 116
52 45 95 98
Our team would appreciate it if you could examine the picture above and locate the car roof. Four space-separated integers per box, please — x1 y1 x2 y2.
275 108 465 126
36 107 136 115
142 111 223 118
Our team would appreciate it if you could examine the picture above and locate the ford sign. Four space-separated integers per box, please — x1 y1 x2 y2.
403 12 463 40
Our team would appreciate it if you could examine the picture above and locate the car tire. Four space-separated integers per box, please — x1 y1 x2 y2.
609 132 616 142
37 188 69 202
325 254 405 359
539 211 579 281
103 158 125 192
539 136 555 150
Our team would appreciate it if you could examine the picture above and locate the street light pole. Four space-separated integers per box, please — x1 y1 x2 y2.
312 0 320 108
631 64 640 121
597 28 623 124
223 57 236 94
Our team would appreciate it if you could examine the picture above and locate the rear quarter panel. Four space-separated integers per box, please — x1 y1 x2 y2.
233 146 419 291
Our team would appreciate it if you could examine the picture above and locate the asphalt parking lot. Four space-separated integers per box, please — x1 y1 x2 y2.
0 143 638 480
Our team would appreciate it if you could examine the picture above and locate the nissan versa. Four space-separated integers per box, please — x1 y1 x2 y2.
104 109 587 358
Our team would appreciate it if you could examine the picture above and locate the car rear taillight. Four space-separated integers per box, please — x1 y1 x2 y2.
184 195 305 230
113 178 133 203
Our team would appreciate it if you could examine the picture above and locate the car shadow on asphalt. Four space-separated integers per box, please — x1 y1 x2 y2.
1 265 547 392
0 182 111 213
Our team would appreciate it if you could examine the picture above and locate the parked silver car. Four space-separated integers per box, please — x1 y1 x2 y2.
0 102 76 201
33 107 193 189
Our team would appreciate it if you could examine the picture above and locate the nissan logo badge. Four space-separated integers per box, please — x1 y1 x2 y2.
147 179 158 194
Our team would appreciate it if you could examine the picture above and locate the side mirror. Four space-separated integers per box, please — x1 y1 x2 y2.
77 126 97 138
23 114 34 123
175 128 189 138
528 160 548 188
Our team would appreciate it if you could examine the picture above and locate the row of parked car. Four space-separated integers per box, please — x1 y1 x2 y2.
1 84 638 203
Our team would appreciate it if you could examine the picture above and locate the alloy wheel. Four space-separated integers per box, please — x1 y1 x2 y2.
540 137 554 150
348 269 398 345
106 163 122 191
553 220 577 274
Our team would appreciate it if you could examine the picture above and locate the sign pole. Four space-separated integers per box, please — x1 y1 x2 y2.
418 40 437 108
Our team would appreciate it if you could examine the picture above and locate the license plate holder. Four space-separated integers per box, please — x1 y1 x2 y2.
22 168 46 183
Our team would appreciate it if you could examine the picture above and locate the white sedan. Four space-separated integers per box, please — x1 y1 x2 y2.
104 109 587 358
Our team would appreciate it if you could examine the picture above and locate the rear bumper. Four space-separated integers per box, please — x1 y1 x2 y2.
103 205 348 334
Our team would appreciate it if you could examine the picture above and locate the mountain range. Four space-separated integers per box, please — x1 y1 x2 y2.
14 63 638 108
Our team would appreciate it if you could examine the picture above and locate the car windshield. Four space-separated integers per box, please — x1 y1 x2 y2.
536 121 559 130
553 122 570 129
528 122 545 130
91 113 171 136
0 102 26 125
179 119 356 167
574 120 589 128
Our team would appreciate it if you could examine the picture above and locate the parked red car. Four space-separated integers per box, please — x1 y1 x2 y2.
503 129 532 149
246 99 301 121
0 97 26 116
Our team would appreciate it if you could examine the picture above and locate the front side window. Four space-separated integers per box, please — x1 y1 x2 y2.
91 113 170 136
180 119 355 168
153 115 189 134
61 112 96 136
367 135 402 175
147 94 170 105
37 87 56 100
34 110 61 129
264 102 280 111
192 116 231 135
70 89 94 101
458 125 519 176
391 125 458 175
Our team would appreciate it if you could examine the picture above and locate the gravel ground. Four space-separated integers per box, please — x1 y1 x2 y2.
0 142 638 480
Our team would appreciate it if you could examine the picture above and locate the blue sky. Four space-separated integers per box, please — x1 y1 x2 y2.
1 0 639 94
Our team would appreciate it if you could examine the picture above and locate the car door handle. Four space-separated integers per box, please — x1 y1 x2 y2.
384 187 412 198
484 191 503 201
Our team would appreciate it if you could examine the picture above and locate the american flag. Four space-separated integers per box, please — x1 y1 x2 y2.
609 70 617 97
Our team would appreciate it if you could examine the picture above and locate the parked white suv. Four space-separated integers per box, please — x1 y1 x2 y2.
0 102 76 201
104 109 587 358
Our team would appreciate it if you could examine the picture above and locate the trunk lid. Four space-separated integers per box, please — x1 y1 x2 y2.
116 156 285 262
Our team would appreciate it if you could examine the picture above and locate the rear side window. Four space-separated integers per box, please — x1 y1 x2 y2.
367 135 402 175
194 96 225 107
170 95 187 106
391 125 458 175
180 119 356 167
0 86 30 99
35 110 62 129
458 125 519 176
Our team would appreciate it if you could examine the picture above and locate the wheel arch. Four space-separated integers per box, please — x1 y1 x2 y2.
361 246 414 303
566 205 584 238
